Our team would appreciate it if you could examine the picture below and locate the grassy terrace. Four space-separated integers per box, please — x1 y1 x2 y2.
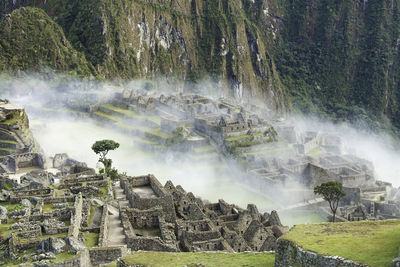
244 145 291 156
84 232 99 247
281 220 400 266
0 147 15 152
0 139 18 144
101 104 161 125
0 222 14 238
106 252 275 267
146 128 172 139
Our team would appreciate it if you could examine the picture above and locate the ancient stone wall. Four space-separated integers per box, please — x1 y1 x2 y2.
68 193 83 238
49 249 90 267
98 204 110 247
42 196 76 204
275 239 370 267
10 188 53 203
122 175 176 223
88 246 128 266
61 174 104 185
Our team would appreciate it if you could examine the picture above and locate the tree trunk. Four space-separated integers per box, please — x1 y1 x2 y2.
332 211 336 222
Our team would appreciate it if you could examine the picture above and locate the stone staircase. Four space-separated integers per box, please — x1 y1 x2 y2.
107 181 129 246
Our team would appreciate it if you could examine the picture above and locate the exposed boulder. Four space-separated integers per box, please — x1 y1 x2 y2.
19 171 51 190
66 237 86 253
0 205 7 221
53 153 78 169
0 189 9 202
37 237 66 254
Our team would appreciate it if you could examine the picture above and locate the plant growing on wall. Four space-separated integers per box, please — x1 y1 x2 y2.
91 139 120 180
314 180 346 222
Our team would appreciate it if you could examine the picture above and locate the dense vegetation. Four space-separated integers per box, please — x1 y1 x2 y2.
275 0 400 134
1 0 400 135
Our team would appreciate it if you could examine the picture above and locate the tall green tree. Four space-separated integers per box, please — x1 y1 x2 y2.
314 181 346 222
91 139 119 178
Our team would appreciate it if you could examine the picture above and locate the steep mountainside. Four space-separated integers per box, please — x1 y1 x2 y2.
1 0 400 133
0 7 97 77
275 0 400 131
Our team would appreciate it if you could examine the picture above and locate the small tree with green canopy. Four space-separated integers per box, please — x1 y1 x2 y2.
91 139 120 179
314 180 346 222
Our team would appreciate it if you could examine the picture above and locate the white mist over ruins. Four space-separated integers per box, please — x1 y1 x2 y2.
1 74 400 266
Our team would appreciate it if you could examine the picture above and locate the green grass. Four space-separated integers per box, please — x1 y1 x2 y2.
117 252 275 267
42 203 55 213
225 134 251 142
88 205 95 226
84 232 99 247
52 252 76 262
98 186 108 196
282 220 400 266
3 181 13 190
0 147 14 152
6 204 24 212
146 129 172 139
0 139 18 144
93 111 119 122
307 146 322 156
101 104 161 125
0 222 14 238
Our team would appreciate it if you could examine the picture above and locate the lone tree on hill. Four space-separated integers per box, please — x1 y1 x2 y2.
314 180 346 222
91 139 120 179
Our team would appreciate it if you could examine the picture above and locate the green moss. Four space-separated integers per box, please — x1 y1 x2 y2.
282 220 400 266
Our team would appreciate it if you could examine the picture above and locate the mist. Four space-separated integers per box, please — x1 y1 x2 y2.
1 73 400 226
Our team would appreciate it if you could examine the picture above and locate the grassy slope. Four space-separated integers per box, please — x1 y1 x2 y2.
113 252 275 267
281 220 400 266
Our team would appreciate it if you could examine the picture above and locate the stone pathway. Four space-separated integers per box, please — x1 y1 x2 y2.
107 181 128 246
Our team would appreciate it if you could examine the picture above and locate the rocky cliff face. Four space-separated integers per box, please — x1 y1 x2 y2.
0 0 289 112
1 0 400 132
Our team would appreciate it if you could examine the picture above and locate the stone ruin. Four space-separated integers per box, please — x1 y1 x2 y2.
118 174 287 253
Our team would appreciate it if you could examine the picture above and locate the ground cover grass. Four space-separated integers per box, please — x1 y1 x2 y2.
101 104 161 125
42 203 55 213
0 139 18 144
0 147 15 152
0 222 14 238
307 146 323 156
84 232 99 247
88 205 95 226
146 129 172 139
109 252 275 267
93 111 119 122
282 220 400 266
225 134 251 142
